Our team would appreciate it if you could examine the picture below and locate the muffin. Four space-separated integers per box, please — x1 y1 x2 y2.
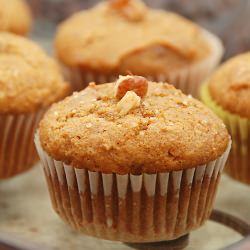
55 0 223 97
0 32 69 179
35 75 230 242
201 52 250 185
0 0 32 35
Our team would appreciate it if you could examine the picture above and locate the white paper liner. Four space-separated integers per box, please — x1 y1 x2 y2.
35 134 231 242
0 110 45 179
61 29 223 98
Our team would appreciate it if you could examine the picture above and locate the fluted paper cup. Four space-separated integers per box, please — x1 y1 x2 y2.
35 134 230 242
0 110 45 179
61 29 223 98
201 83 250 185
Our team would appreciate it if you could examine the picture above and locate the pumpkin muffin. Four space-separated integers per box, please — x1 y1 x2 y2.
201 52 250 185
0 0 32 35
55 0 223 97
35 75 230 242
0 32 69 179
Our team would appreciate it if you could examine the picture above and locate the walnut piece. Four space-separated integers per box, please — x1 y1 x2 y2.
117 91 141 115
109 0 129 8
115 75 148 100
109 0 146 21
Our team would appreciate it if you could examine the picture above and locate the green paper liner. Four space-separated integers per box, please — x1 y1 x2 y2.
201 83 250 185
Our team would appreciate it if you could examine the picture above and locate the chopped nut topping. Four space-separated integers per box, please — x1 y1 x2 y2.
109 0 146 21
109 0 129 8
117 91 141 115
115 75 148 99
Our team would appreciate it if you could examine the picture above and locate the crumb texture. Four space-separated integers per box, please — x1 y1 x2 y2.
208 52 250 119
55 0 210 74
0 33 69 114
39 79 229 174
0 0 32 35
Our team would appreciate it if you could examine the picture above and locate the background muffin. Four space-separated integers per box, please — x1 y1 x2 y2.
0 32 69 179
36 75 230 242
55 0 223 97
201 52 250 185
0 0 32 35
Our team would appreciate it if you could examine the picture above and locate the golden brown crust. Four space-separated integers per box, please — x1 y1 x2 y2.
208 52 250 119
0 0 32 35
39 78 229 174
55 0 210 74
0 33 70 114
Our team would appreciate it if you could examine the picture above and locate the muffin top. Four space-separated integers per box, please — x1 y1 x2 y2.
0 33 70 114
208 52 250 119
0 0 32 35
55 0 210 73
39 75 229 174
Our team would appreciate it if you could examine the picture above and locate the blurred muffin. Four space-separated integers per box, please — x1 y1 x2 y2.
201 52 250 185
36 75 230 242
0 0 32 35
55 0 223 97
0 32 69 179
